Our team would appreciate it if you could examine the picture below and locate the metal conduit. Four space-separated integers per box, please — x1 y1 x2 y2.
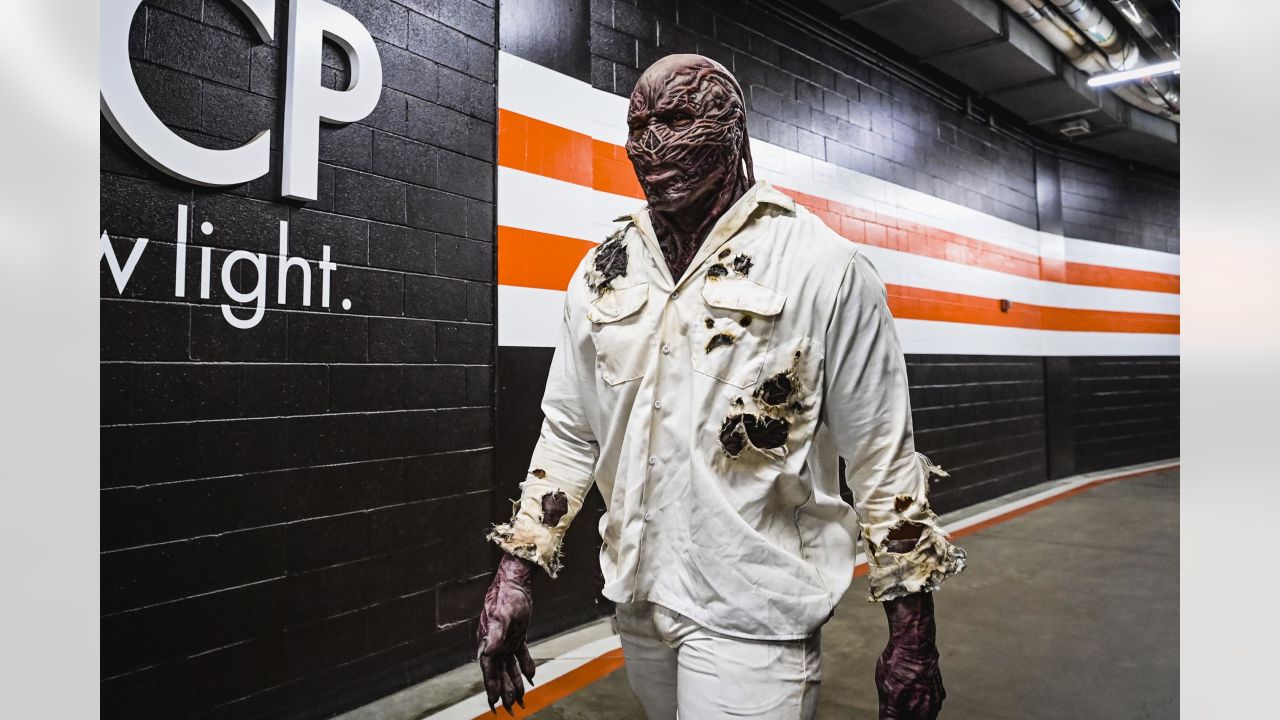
1106 0 1178 61
1050 0 1140 70
1049 0 1178 114
1103 0 1180 111
1000 0 1177 117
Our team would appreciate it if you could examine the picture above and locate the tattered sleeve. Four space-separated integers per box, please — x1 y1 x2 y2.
822 250 967 601
485 261 601 578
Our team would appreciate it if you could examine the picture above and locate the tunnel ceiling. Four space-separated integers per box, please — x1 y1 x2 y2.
815 0 1180 173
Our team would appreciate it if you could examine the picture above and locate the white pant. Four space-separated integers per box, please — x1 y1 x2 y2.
614 601 822 720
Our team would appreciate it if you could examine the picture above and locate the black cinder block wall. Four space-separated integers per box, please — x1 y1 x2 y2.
100 1 1178 718
101 1 498 718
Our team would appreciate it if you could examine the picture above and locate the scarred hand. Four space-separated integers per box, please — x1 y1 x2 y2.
476 552 538 714
875 589 945 719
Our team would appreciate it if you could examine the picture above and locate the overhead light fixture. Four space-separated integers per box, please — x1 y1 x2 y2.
1087 60 1181 88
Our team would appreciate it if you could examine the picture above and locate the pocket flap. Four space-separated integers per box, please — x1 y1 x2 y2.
701 278 786 317
588 283 649 324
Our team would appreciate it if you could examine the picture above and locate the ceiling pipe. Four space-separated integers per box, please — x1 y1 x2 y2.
1047 0 1178 114
1003 0 1105 71
1000 0 1177 118
1105 0 1179 61
1103 0 1181 111
1048 0 1140 70
1000 0 1167 115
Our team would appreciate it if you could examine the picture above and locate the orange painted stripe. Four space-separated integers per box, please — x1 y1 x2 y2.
885 284 1181 334
470 463 1176 716
494 226 1179 334
788 188 1042 283
497 225 595 291
594 138 644 199
1063 261 1180 294
497 108 1179 296
469 648 626 720
498 109 595 188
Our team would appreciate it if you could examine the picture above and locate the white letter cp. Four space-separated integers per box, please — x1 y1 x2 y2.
283 0 383 200
101 0 274 187
101 0 382 201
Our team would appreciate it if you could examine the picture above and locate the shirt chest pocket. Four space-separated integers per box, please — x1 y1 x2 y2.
588 283 651 385
693 278 787 388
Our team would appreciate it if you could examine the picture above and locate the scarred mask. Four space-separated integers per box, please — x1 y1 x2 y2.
626 54 753 211
625 54 755 277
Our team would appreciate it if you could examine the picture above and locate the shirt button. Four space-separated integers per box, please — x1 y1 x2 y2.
661 344 672 355
644 511 654 522
670 290 679 299
653 400 663 409
647 457 657 466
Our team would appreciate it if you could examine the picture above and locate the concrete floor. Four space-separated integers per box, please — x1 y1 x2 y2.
525 468 1179 720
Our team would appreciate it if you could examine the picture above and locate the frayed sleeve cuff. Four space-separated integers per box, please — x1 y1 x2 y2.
485 471 582 579
865 524 967 602
486 518 564 578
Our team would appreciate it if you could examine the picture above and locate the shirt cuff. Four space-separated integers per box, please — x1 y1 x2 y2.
864 523 967 601
485 470 580 579
861 452 968 601
487 516 564 578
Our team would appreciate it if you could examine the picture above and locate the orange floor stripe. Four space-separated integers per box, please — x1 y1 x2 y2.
496 108 1179 296
467 463 1176 717
469 648 626 720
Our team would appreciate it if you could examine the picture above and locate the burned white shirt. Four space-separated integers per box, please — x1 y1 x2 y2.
488 181 966 640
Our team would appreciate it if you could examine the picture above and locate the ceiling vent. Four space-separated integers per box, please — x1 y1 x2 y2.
1058 118 1092 137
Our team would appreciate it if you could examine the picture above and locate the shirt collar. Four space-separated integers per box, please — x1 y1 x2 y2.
616 180 795 287
611 180 795 224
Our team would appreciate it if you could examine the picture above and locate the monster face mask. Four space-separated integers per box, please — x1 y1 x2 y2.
625 54 755 278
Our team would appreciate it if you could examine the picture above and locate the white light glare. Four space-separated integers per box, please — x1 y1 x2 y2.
1087 60 1181 87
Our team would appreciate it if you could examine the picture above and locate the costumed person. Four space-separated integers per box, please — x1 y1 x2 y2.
475 54 967 720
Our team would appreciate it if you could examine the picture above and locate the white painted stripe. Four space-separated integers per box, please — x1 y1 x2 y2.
1064 236 1181 276
499 285 568 347
756 144 1045 259
497 51 1181 279
498 167 643 244
1039 328 1179 355
500 292 1177 355
421 633 624 720
895 319 1180 356
499 171 1179 317
859 244 1181 315
895 320 1044 356
418 459 1177 720
496 175 1179 317
497 52 603 142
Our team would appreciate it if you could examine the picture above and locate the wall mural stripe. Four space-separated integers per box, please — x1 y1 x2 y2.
496 52 1180 355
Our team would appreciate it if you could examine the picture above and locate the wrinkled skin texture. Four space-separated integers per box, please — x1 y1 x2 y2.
477 553 537 714
477 491 569 714
625 54 753 279
877 539 946 720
